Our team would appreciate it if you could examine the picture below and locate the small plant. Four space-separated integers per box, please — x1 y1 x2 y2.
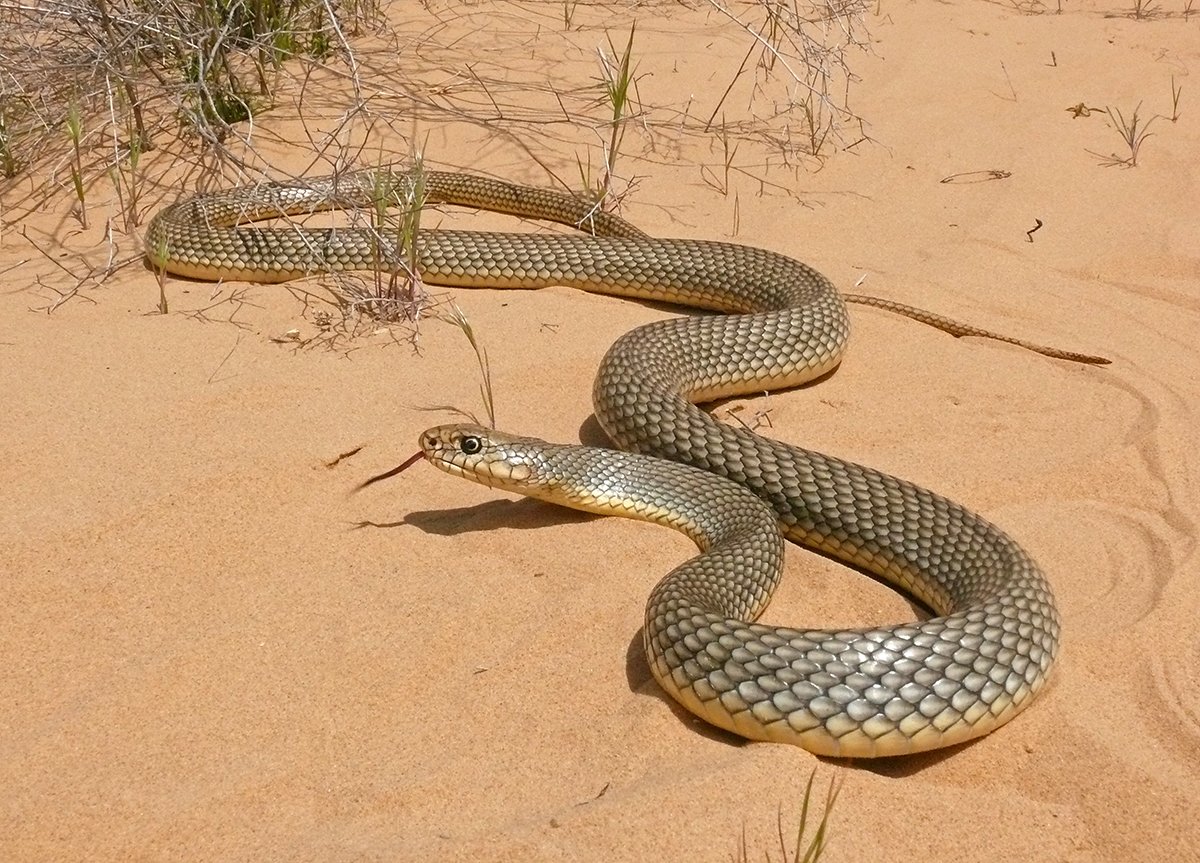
364 141 428 320
1169 75 1182 122
443 300 497 429
1130 0 1160 18
1099 102 1157 167
595 23 639 206
400 163 427 292
733 769 842 863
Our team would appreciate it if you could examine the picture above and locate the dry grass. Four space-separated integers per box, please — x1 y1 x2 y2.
1089 102 1158 167
0 0 378 198
0 0 875 321
733 769 843 863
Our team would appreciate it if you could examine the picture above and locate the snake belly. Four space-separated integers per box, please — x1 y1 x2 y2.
147 169 1061 757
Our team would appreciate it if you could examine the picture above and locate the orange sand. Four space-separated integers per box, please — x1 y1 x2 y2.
3 2 1198 861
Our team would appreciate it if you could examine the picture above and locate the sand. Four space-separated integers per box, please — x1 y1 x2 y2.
3 1 1198 860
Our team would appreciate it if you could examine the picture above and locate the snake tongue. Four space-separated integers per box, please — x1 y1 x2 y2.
352 449 425 493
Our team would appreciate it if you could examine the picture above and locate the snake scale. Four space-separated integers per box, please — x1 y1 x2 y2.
146 168 1098 757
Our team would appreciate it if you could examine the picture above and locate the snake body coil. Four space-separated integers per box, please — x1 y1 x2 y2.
148 169 1061 757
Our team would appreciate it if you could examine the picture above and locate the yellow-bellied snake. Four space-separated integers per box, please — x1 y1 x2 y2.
147 168 1106 756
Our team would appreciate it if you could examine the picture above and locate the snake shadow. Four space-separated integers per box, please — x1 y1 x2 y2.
371 496 599 535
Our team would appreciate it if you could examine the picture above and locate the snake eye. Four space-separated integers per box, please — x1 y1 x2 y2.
459 435 482 455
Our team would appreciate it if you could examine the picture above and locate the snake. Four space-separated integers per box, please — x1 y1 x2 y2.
146 168 1101 757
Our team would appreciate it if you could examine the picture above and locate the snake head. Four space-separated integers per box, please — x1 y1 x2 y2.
419 424 544 490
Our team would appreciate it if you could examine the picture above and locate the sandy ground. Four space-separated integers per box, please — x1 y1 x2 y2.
3 1 1199 860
